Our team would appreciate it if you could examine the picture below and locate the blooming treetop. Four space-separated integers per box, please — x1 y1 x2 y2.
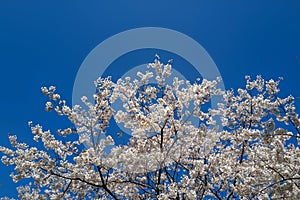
1 56 300 199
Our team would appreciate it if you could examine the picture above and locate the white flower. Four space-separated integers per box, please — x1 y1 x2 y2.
45 102 53 112
41 87 48 95
81 96 88 102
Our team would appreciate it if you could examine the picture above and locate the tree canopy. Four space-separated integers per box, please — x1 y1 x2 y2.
1 57 300 199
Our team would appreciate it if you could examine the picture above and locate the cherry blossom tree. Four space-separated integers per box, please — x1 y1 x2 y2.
1 56 300 199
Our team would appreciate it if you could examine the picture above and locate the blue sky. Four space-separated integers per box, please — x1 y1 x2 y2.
0 0 299 197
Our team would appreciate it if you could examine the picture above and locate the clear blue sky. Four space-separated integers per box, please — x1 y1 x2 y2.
0 0 299 197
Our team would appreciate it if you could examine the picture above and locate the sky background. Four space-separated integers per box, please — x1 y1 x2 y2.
0 0 299 197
